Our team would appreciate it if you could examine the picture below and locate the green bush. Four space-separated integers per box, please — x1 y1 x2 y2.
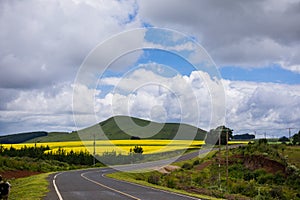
148 174 160 185
269 186 286 200
194 172 207 186
244 171 255 181
272 172 285 185
253 169 267 180
166 176 177 188
193 159 200 166
229 163 245 179
257 173 273 184
182 162 192 170
243 180 258 197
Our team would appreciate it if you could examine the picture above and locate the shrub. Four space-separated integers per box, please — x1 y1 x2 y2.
166 177 177 188
273 172 285 185
244 171 255 181
269 186 286 200
258 138 268 145
257 173 273 184
243 179 258 197
148 174 160 185
193 159 200 166
253 169 267 181
182 162 192 170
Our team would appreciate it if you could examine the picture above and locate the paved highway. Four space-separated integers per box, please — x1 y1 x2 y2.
44 146 241 200
45 167 200 200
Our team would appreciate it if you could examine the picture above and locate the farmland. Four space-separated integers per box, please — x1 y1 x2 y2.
1 140 248 155
1 140 204 155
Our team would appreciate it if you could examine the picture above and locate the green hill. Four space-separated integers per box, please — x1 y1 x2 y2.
1 116 207 143
0 131 48 144
78 116 207 141
25 131 79 143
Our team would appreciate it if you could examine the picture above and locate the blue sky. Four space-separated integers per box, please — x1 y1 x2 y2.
220 65 300 85
1 0 300 138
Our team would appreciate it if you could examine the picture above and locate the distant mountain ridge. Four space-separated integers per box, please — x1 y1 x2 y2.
0 116 207 143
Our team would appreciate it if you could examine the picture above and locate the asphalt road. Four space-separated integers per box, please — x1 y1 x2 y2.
44 167 200 200
44 146 242 200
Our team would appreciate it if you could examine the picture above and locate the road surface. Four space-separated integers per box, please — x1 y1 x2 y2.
44 146 241 200
45 167 200 200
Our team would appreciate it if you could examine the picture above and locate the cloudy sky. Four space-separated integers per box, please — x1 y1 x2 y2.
1 0 300 138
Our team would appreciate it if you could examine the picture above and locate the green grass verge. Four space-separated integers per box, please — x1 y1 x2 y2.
285 145 300 168
173 149 217 167
106 172 221 200
9 173 51 200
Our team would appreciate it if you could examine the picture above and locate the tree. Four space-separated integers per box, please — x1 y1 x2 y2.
133 145 143 154
292 131 300 145
205 125 233 145
278 136 290 142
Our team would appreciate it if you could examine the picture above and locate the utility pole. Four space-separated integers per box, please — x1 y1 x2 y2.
218 131 221 190
93 134 96 166
226 130 229 188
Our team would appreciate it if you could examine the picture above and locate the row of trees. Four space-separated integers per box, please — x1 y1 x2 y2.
205 126 300 146
0 145 145 166
0 145 98 166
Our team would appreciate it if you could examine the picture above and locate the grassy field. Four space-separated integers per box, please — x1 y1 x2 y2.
107 143 300 199
9 173 50 200
285 145 300 168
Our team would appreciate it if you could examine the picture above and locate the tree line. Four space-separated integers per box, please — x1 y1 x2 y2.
0 144 146 166
0 145 99 166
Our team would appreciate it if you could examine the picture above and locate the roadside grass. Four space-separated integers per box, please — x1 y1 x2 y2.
107 172 221 200
9 173 51 200
106 149 220 200
173 149 217 167
285 145 300 168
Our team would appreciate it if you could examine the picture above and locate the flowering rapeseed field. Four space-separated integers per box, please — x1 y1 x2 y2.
2 140 204 155
1 140 247 155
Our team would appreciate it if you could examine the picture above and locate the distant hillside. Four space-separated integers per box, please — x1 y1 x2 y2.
0 131 48 144
25 131 79 143
233 133 255 140
0 116 207 143
78 116 207 141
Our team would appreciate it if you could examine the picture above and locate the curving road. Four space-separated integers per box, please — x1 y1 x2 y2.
44 167 200 200
44 146 242 200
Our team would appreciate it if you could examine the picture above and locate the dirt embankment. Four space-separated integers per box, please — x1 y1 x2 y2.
0 170 42 179
242 155 286 174
154 165 180 174
195 154 286 175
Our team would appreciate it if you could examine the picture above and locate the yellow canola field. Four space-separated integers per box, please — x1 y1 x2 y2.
1 140 248 155
1 140 204 155
228 141 249 144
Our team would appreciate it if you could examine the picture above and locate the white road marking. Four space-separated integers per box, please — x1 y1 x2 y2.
101 173 201 200
81 170 140 200
53 172 64 200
